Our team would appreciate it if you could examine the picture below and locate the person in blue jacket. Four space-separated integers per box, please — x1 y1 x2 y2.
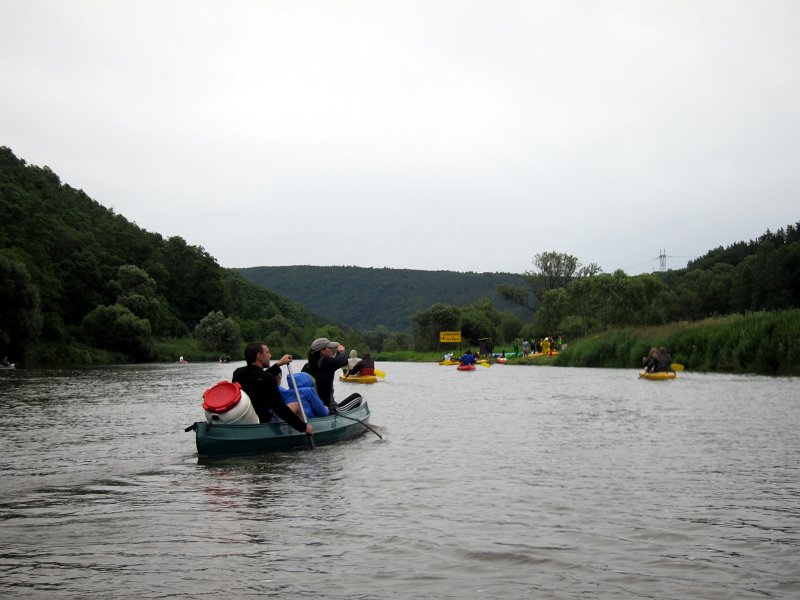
284 371 330 419
460 350 476 366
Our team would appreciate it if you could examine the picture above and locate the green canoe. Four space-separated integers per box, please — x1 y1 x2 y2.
192 398 372 457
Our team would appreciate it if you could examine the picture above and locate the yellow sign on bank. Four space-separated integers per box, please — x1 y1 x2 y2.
439 331 461 343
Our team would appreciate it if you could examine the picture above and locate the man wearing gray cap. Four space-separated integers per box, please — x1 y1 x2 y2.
302 337 349 410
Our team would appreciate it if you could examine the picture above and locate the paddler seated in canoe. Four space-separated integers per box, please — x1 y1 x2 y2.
656 346 673 372
642 347 659 372
342 349 359 375
277 371 330 419
459 350 476 366
302 337 349 411
346 352 375 377
232 341 313 435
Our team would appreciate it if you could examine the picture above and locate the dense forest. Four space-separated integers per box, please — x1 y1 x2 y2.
238 230 800 354
0 147 331 365
236 265 529 332
2 145 798 371
405 226 800 352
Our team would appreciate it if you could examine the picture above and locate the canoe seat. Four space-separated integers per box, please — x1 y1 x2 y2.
337 393 363 412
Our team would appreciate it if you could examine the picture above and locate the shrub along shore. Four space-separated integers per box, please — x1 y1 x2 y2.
376 310 800 376
23 310 798 376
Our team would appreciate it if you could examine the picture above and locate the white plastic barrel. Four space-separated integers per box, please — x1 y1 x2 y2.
202 381 259 425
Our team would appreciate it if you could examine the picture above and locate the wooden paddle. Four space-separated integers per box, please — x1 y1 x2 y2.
287 363 314 449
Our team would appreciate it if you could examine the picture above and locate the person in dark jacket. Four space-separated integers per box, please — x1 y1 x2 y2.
642 347 659 372
656 347 673 372
302 337 348 409
232 341 313 435
347 352 375 377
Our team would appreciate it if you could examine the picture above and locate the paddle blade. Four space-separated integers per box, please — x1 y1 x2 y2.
671 363 685 371
375 369 386 378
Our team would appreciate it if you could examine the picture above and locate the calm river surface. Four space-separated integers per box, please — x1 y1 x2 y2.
0 361 798 598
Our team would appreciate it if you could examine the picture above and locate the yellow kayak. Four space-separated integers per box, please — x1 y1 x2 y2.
639 370 676 380
339 373 379 384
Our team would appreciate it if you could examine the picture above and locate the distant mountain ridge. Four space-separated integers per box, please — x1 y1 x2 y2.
235 265 528 332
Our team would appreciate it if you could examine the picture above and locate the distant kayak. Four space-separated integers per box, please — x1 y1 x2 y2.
457 364 476 372
639 370 676 380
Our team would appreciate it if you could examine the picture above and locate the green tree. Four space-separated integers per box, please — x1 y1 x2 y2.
154 236 227 326
113 265 161 330
498 313 524 343
496 282 537 313
527 251 582 297
194 311 241 354
411 303 461 351
460 299 500 345
59 247 105 326
533 288 570 337
498 251 600 312
460 311 496 346
362 325 393 353
0 252 43 359
80 304 155 360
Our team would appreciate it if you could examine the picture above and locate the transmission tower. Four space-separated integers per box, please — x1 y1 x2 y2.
658 249 667 271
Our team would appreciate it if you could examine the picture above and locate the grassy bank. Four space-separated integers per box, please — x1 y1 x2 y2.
20 311 799 376
375 311 800 376
542 310 800 376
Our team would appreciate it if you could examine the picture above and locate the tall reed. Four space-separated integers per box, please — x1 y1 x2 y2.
554 310 800 375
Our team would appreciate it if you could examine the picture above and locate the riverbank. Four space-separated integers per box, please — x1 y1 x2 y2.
376 310 800 376
16 311 799 376
517 310 800 376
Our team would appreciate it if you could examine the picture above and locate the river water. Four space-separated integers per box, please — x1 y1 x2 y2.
0 361 798 599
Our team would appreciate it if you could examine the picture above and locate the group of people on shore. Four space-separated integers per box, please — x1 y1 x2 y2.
520 337 560 356
642 347 673 373
230 337 371 438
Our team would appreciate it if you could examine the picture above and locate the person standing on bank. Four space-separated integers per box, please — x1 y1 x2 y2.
232 341 313 435
302 337 348 410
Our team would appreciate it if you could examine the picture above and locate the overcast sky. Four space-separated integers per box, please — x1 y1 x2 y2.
2 1 798 275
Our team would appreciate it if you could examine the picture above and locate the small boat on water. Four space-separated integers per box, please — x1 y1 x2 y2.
190 397 372 457
0 363 14 370
339 373 379 384
439 360 460 366
639 370 677 380
457 364 476 371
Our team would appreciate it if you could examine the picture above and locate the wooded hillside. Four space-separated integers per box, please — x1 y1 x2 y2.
235 265 529 332
2 145 797 365
0 146 326 364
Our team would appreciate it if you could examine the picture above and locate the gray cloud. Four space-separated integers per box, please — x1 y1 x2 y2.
2 1 798 275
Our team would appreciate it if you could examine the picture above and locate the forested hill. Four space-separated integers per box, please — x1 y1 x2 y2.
0 146 325 363
235 265 528 332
